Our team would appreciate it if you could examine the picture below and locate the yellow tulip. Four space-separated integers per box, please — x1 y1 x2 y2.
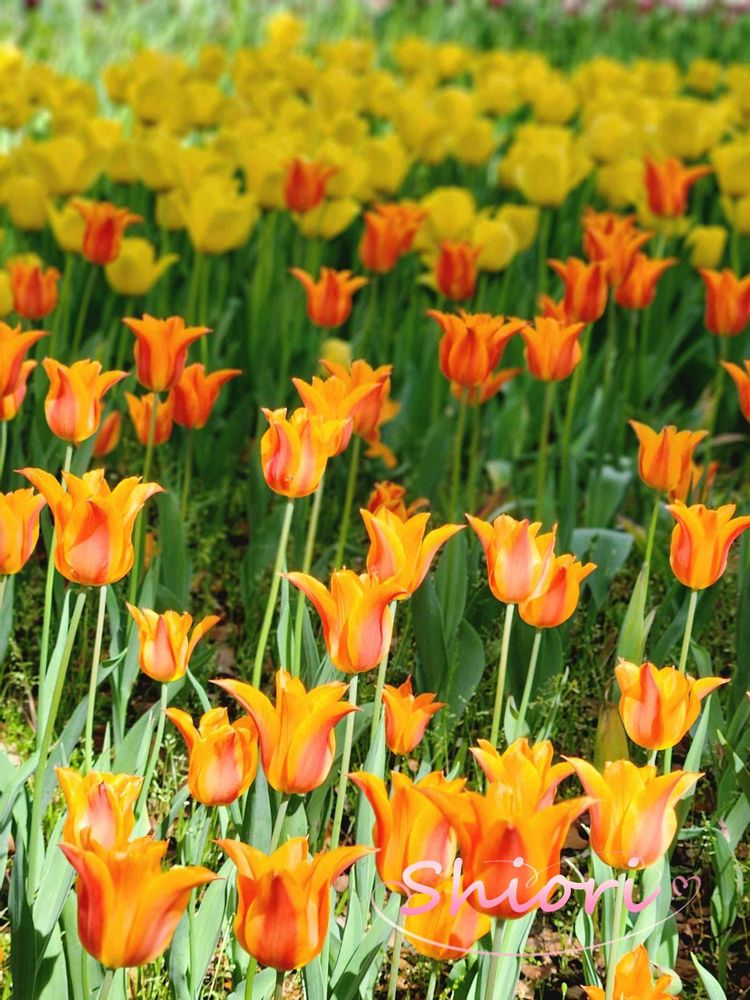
472 216 517 272
181 177 258 254
20 135 105 197
532 78 579 125
416 187 476 250
104 238 178 296
0 272 12 317
451 118 497 167
296 199 360 240
685 226 727 270
597 158 645 209
723 195 750 236
496 204 539 253
686 58 722 95
3 175 48 231
47 200 86 254
712 140 750 198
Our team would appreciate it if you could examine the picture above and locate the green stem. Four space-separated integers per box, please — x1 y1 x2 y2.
98 969 115 1000
329 675 358 851
515 628 542 741
490 603 515 748
71 266 97 358
536 208 552 296
484 920 508 1000
39 444 73 688
273 969 285 1000
84 585 108 773
678 589 698 675
369 605 396 749
180 431 193 522
186 251 203 322
334 435 361 569
466 401 482 514
643 496 660 569
129 391 160 606
604 872 628 1000
292 477 325 678
244 960 257 1000
560 323 591 502
386 910 405 1000
425 966 439 1000
252 499 295 689
27 591 86 896
708 336 729 443
136 683 169 821
50 252 74 358
449 390 468 518
270 795 289 853
535 381 554 521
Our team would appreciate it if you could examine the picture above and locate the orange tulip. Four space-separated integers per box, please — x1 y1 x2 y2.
0 487 47 575
290 266 368 328
548 257 607 324
0 359 35 422
92 411 121 458
125 391 174 446
538 293 570 323
403 876 491 961
471 737 574 800
722 360 750 421
614 253 677 310
170 363 241 429
350 771 463 893
72 199 142 265
452 367 522 406
668 457 718 505
126 605 219 683
427 309 524 388
219 836 371 971
8 261 60 319
583 209 652 287
165 707 258 805
359 202 425 273
214 669 357 795
518 554 596 628
566 758 700 869
362 507 463 596
583 944 675 1000
434 240 481 301
60 837 216 968
283 158 338 214
366 481 428 520
382 677 445 755
0 322 47 398
56 767 142 850
292 367 381 457
43 359 127 444
19 467 163 586
666 501 750 590
123 314 210 392
520 316 586 382
260 406 345 498
643 156 711 218
615 660 728 751
699 268 750 336
467 513 557 605
629 421 708 494
319 359 399 466
287 569 406 674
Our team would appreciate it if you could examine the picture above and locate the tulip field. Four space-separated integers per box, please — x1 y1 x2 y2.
3 0 750 997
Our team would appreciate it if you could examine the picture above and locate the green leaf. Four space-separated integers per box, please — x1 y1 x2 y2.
157 490 191 608
444 619 485 723
615 561 649 664
435 529 468 645
412 576 450 696
691 954 728 999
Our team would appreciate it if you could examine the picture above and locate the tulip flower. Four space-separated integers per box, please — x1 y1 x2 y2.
685 225 726 270
43 359 127 444
350 771 464 893
471 737 574 801
518 554 596 628
434 240 481 301
427 309 524 389
403 876 491 961
583 210 652 287
19 468 163 586
170 363 241 429
583 944 675 1000
362 508 463 596
615 660 728 751
382 677 445 755
359 202 425 273
629 422 708 495
8 261 60 319
0 359 35 422
614 254 677 310
126 605 219 683
699 268 750 336
165 707 258 805
722 360 750 421
319 359 399 466
104 237 178 296
214 669 357 795
669 458 718 506
566 758 700 869
60 837 216 968
290 266 368 328
287 568 406 674
125 392 174 446
0 322 47 399
520 316 586 382
123 314 210 392
467 513 556 606
292 368 381 457
92 411 122 458
0 487 47 575
218 836 371 971
666 501 750 590
56 767 142 850
643 156 712 218
283 157 338 214
72 199 142 265
260 407 346 498
547 257 607 324
180 176 259 254
366 481 428 520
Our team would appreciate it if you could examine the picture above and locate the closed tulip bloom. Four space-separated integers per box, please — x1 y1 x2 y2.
427 309 524 388
0 322 47 398
548 257 607 323
126 605 219 683
666 501 750 590
8 261 60 319
403 876 491 961
218 836 371 971
362 508 463 596
453 366 523 406
170 364 241 429
467 513 557 605
60 837 216 968
104 237 178 297
615 253 677 310
350 771 464 893
287 568 406 674
56 767 142 850
292 368 381 457
643 156 712 218
434 240 481 301
124 314 210 392
519 554 596 628
359 202 425 273
0 359 35 422
566 758 700 869
521 316 586 382
290 267 368 328
722 360 750 421
260 407 346 498
629 421 708 494
125 392 174 446
165 707 258 805
214 669 357 795
19 467 163 586
382 677 445 755
699 268 750 336
319 359 399 465
615 660 728 751
43 359 127 444
0 487 47 574
72 199 142 265
283 158 338 214
471 738 574 802
93 411 121 458
583 210 652 287
583 944 675 1000
366 481 428 521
